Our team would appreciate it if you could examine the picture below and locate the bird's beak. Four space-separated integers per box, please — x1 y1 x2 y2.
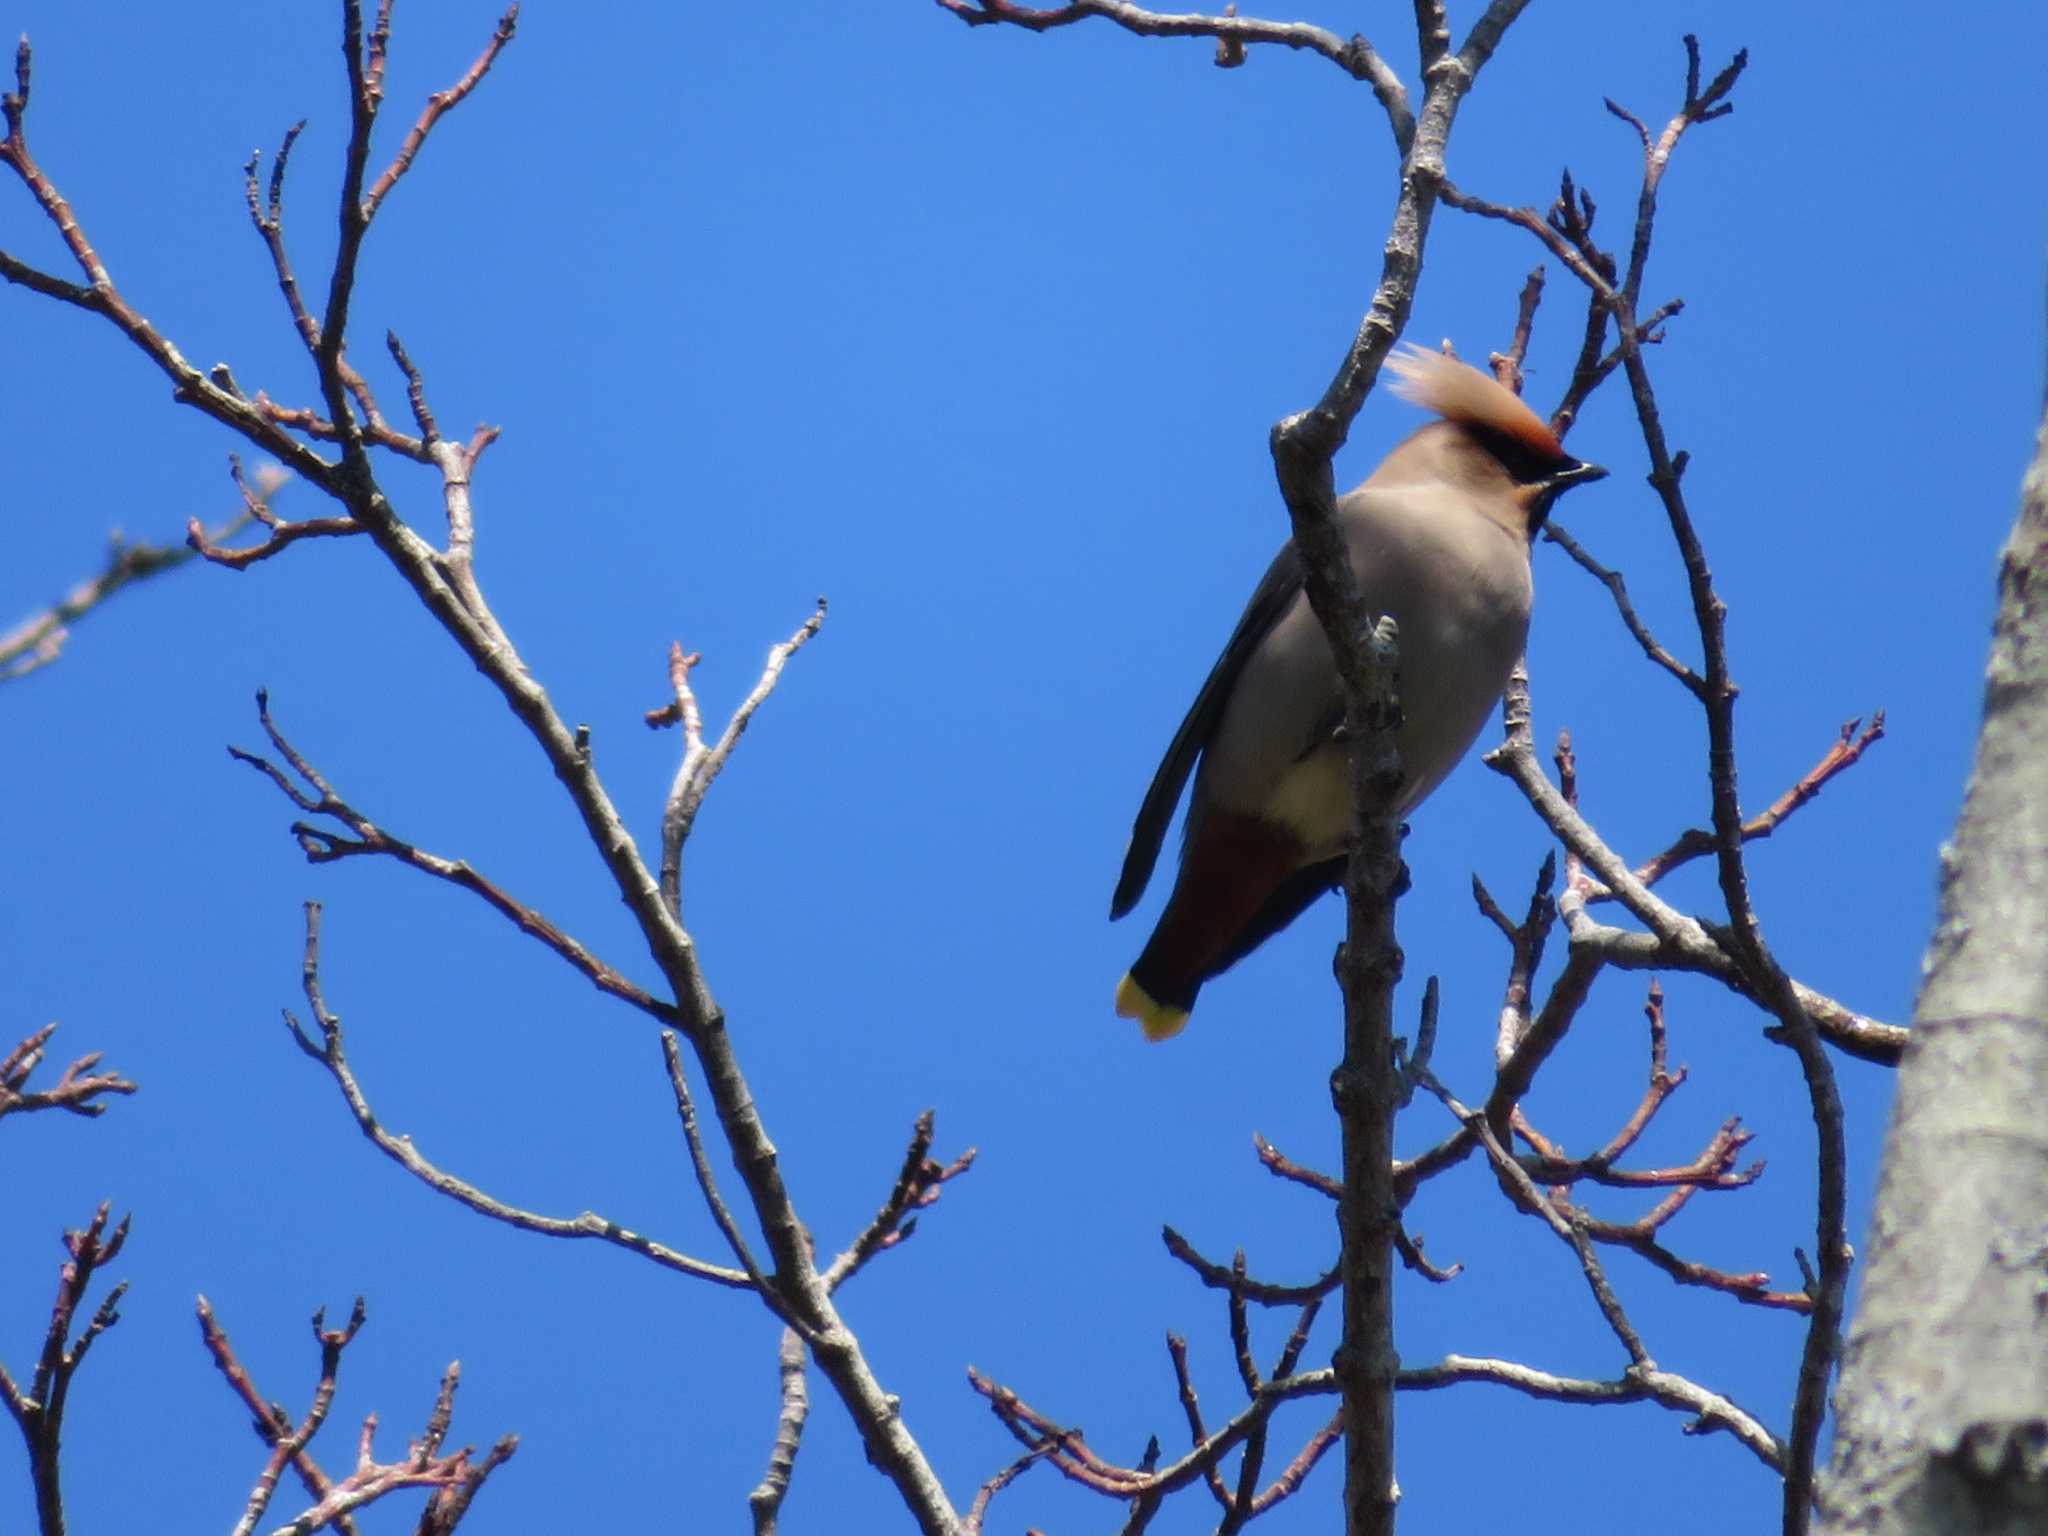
1520 457 1607 535
1544 458 1608 496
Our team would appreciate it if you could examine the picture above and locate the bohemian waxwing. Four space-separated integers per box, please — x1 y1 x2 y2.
1110 344 1607 1041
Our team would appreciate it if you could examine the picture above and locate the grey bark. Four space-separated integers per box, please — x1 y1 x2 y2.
1818 376 2048 1531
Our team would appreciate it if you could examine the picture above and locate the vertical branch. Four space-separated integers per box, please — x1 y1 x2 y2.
1266 11 1530 1534
1596 46 1843 1526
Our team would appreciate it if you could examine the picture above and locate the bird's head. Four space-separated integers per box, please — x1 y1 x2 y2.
1384 343 1606 535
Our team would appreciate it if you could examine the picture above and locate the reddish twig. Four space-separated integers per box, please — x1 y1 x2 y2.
1392 946 1604 1202
198 1295 514 1536
0 1203 129 1536
1434 1079 1653 1364
1392 1228 1463 1284
1595 47 1845 1518
195 1298 360 1536
964 1437 1061 1534
1486 679 1903 1063
822 1109 978 1291
1487 264 1546 391
239 121 395 439
1248 1410 1342 1516
386 330 438 442
0 1024 135 1123
1251 1131 1340 1200
191 457 362 569
967 1361 1335 1505
361 6 520 219
1 40 338 485
1161 1227 1339 1306
1510 982 1762 1192
1452 40 1849 1518
1577 1206 1810 1313
1604 713 1889 900
1252 1134 1459 1280
1166 1332 1236 1512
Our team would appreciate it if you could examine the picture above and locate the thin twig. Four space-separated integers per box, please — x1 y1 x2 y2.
0 1024 135 1123
1166 1332 1236 1512
2 41 339 485
654 602 828 916
1 530 212 683
0 1202 129 1536
361 6 520 219
1161 1227 1339 1306
965 1438 1060 1534
659 1032 810 1333
199 1294 514 1536
935 0 1410 134
285 904 748 1290
197 1301 363 1535
1607 713 1888 899
969 1362 1335 1503
1398 1354 1780 1469
821 1110 977 1292
1539 521 1703 695
1428 1075 1652 1364
1487 264 1545 391
230 689 677 1024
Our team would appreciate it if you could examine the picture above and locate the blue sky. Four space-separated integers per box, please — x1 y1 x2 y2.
2 2 2042 1532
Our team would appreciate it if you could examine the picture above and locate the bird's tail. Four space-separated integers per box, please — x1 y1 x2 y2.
1114 812 1308 1043
1115 972 1192 1042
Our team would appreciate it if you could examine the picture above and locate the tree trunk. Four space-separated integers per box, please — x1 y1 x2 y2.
1818 375 2048 1532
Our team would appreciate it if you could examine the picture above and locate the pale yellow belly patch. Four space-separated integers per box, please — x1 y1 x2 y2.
1265 748 1350 858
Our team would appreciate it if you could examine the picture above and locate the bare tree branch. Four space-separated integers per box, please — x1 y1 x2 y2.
823 1110 978 1292
934 0 1410 139
1400 1354 1781 1470
1613 714 1887 898
1448 40 1852 1528
229 691 678 1024
0 1203 129 1536
197 1296 515 1535
0 1024 135 1125
649 602 828 917
285 904 751 1291
748 1327 811 1536
361 6 520 220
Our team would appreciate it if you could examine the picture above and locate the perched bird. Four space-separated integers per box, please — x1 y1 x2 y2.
1110 345 1606 1041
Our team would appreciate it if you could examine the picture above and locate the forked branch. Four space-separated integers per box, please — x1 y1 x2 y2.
197 1295 515 1535
0 1204 129 1536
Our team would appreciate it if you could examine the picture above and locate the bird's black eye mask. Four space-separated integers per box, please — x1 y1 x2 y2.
1469 421 1567 485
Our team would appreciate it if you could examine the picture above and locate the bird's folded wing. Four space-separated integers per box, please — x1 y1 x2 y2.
1110 539 1305 919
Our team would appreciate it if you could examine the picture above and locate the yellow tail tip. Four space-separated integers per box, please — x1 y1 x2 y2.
1115 973 1190 1043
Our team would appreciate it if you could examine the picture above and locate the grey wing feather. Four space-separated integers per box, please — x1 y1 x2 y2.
1109 541 1305 919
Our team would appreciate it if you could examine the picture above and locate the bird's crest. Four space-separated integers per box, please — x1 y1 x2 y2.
1386 343 1565 463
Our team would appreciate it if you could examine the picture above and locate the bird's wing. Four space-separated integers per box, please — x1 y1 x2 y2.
1110 540 1305 920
